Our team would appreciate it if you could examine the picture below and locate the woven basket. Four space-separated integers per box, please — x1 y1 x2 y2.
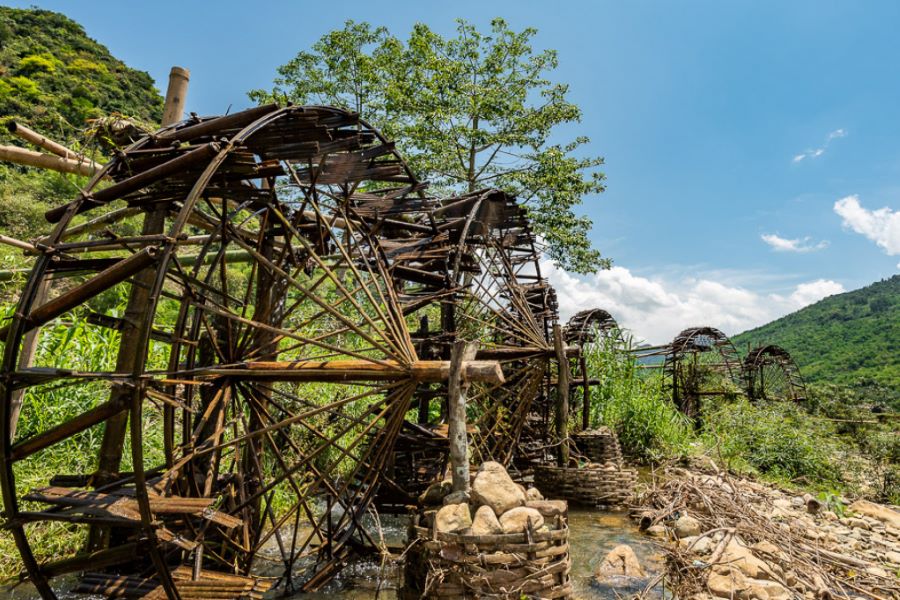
572 429 624 467
534 465 636 507
405 512 573 599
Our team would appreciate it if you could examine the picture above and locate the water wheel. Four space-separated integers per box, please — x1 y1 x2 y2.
563 308 624 431
662 326 741 419
743 345 807 402
0 105 502 598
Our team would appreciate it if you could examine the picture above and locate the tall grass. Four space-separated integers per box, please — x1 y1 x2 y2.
583 331 694 462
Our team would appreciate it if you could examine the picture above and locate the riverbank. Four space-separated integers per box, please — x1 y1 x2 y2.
636 465 900 600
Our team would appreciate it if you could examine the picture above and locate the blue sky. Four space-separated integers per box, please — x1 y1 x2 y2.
7 0 899 342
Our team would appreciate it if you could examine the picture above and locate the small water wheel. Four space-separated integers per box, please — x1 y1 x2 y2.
563 308 624 431
663 326 741 419
743 345 807 402
0 105 502 598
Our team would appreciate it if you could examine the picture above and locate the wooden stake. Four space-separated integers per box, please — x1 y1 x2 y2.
553 324 570 467
448 341 476 493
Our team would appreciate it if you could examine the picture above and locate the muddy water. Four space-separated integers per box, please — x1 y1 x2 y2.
289 508 666 600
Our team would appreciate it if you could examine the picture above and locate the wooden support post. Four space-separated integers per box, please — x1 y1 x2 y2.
553 324 570 467
448 341 476 494
90 67 190 554
580 354 590 431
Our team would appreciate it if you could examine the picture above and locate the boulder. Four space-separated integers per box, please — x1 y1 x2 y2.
525 487 544 501
498 506 544 533
708 566 749 599
470 505 503 536
470 461 525 516
674 514 702 538
749 579 791 600
525 500 567 518
645 524 668 539
435 503 471 533
595 544 645 579
849 499 900 529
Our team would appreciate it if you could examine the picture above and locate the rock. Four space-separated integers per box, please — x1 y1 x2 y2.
435 503 471 533
470 461 525 516
866 565 888 578
498 506 544 533
750 579 791 600
791 496 805 507
773 498 793 510
840 517 870 530
885 550 900 565
645 524 668 539
595 544 646 579
419 479 451 506
525 499 567 518
690 535 714 555
849 499 900 529
674 514 702 538
750 540 784 563
442 490 470 505
708 566 749 599
720 538 776 580
525 487 544 501
822 510 838 521
470 505 503 535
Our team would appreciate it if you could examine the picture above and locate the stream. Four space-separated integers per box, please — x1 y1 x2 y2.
9 508 665 600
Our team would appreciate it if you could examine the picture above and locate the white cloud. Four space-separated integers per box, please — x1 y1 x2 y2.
761 233 828 253
543 262 844 344
834 194 900 256
792 128 847 162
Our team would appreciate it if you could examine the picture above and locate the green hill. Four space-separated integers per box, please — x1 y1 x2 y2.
732 275 900 390
0 6 162 141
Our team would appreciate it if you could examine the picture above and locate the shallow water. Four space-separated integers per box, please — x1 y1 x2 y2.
10 508 664 599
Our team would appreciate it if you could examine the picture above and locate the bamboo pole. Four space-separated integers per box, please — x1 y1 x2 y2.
553 324 570 467
6 121 100 170
448 341 477 493
161 67 190 127
195 358 504 385
0 234 36 252
0 144 97 177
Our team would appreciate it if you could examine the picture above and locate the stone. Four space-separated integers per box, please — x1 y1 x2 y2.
791 496 805 507
866 566 888 578
849 499 900 529
885 550 900 565
525 499 567 518
435 503 471 533
674 514 702 538
470 461 525 516
690 535 714 555
841 517 870 530
419 479 451 506
772 498 793 510
498 506 544 533
470 505 503 535
822 510 838 521
708 566 749 599
750 540 783 563
442 490 470 505
595 544 646 579
525 487 544 501
645 524 668 538
720 538 775 580
750 579 791 600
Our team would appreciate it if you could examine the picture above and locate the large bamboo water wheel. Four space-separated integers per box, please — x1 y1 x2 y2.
661 326 741 419
0 105 503 598
743 344 807 403
563 308 624 431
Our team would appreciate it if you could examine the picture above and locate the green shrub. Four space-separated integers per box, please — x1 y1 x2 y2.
17 53 58 75
702 398 842 487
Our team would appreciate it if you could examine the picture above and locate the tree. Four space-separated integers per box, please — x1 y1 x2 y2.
250 18 608 273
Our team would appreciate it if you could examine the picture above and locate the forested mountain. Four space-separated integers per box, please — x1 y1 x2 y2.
732 275 899 389
0 6 162 138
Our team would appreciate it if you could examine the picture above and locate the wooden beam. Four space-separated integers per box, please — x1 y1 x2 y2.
6 121 100 169
448 341 476 493
553 324 570 467
195 359 505 385
0 144 97 177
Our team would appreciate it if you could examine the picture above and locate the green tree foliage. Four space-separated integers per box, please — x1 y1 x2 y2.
0 6 162 141
732 276 899 389
250 19 607 273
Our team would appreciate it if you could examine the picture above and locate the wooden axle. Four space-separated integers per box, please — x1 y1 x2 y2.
196 359 505 384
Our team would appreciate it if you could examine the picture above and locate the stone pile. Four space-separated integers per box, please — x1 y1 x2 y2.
638 468 900 600
406 461 573 599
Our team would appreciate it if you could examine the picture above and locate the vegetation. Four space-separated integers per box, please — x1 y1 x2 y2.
0 6 162 139
732 275 900 390
250 19 607 273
